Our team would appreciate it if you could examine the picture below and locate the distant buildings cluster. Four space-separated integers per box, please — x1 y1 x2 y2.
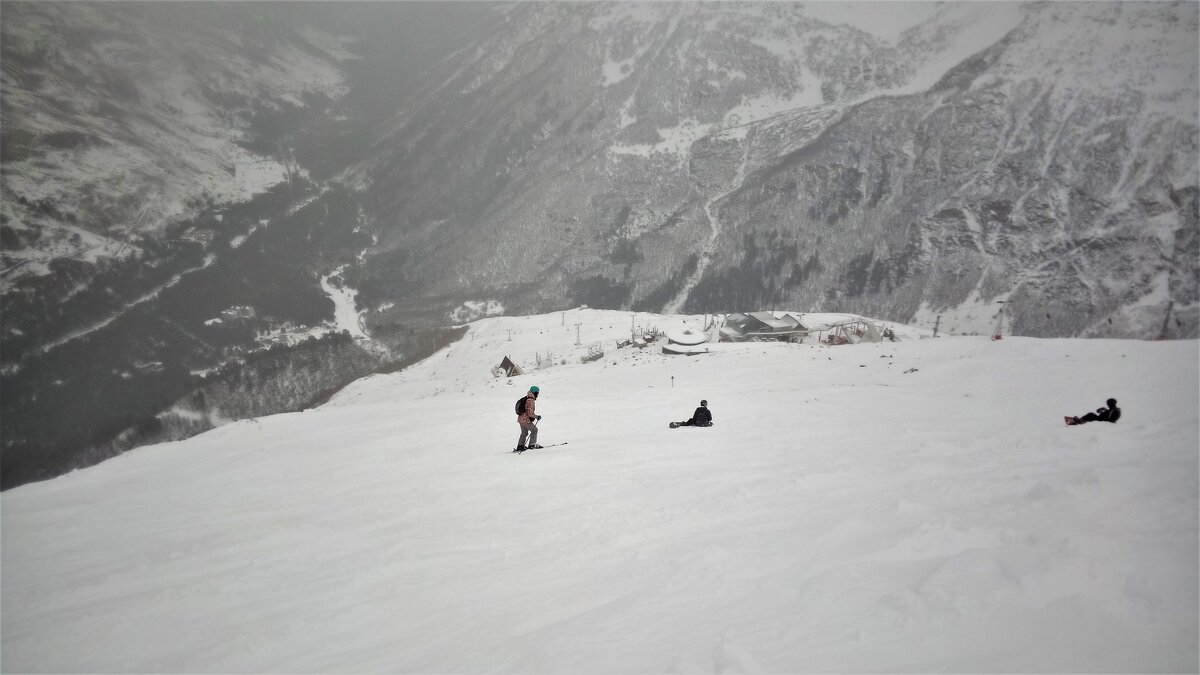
718 311 893 345
719 312 809 342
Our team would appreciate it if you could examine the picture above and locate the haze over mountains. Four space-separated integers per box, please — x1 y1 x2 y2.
347 1 1198 338
1 2 1197 486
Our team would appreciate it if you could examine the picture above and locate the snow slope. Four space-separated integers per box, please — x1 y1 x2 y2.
3 310 1197 672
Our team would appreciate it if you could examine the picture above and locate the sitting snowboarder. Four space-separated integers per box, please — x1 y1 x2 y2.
1066 398 1121 426
670 400 713 428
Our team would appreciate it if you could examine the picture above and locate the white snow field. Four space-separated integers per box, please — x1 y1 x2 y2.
3 309 1197 673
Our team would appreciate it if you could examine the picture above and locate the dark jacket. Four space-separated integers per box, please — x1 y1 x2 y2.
519 393 538 423
692 406 712 425
1079 404 1121 424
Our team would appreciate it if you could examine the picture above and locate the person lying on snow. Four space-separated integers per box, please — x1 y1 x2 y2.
670 400 713 428
1066 398 1121 426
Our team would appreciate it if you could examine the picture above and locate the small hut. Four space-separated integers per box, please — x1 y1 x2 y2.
491 356 524 377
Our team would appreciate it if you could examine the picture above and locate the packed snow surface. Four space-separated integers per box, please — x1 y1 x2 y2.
2 309 1197 672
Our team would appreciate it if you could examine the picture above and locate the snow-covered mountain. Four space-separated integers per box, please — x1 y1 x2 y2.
4 2 1196 335
1 2 1196 489
3 309 1197 671
348 1 1198 339
0 3 493 489
0 2 351 279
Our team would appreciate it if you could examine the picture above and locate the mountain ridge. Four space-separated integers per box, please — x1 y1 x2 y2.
346 1 1197 338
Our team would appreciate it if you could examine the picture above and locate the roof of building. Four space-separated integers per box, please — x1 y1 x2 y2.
665 327 708 346
747 312 797 330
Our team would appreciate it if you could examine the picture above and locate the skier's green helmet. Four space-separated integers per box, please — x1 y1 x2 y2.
530 386 540 393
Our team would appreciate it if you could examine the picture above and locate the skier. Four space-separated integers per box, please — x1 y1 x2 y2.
515 385 542 452
1066 398 1121 425
670 400 713 428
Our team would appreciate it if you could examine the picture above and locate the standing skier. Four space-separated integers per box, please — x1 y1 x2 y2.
515 385 542 452
670 400 713 428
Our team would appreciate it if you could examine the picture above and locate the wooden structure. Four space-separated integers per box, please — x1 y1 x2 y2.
821 319 884 345
491 355 523 377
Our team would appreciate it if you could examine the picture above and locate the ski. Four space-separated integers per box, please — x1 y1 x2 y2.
512 442 568 453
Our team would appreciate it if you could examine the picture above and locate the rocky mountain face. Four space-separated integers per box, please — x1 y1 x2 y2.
349 1 1198 339
1 2 348 275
